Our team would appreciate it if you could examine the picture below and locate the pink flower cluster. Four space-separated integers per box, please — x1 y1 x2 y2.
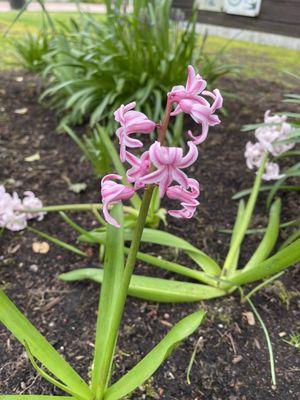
0 186 46 231
245 110 294 181
101 66 223 227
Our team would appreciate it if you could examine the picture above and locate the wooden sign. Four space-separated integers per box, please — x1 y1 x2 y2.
224 0 262 17
197 0 224 12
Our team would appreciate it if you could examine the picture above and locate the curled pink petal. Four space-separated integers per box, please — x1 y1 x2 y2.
114 102 156 162
141 141 198 197
126 151 151 189
166 178 200 219
101 174 135 227
168 66 223 144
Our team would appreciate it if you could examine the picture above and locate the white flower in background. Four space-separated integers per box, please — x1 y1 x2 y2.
22 191 46 221
255 110 294 156
244 141 265 169
0 186 46 231
262 162 285 181
1 209 27 231
245 111 295 181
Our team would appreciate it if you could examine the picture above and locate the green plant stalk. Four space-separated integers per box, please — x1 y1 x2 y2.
221 154 268 277
246 297 276 387
27 226 87 257
95 187 155 400
93 99 172 398
242 272 284 302
22 203 138 216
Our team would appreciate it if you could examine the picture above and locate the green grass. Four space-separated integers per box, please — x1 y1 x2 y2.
0 11 101 69
0 11 299 83
205 35 300 84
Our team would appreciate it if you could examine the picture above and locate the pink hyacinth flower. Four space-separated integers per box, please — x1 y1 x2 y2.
114 102 156 162
2 209 27 231
255 111 294 157
186 89 223 144
22 191 46 221
125 151 151 189
166 178 200 219
168 65 207 106
141 141 198 197
262 162 285 181
101 174 135 227
244 141 265 170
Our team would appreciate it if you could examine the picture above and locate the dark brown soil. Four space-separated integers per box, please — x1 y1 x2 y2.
0 72 299 400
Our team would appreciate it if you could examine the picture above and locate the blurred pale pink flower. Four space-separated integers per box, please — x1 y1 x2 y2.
22 191 46 221
2 209 27 231
125 151 151 189
166 178 200 219
0 186 46 231
101 174 135 227
255 111 294 156
141 141 198 197
114 102 156 162
244 141 265 170
262 162 285 181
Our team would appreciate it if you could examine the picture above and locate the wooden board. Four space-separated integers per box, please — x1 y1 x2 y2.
173 0 300 38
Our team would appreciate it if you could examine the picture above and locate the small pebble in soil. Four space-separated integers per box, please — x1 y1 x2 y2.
29 264 39 272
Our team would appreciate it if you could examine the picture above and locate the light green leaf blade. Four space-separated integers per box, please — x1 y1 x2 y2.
91 204 125 397
104 310 206 400
0 292 91 400
243 199 281 271
78 228 221 275
59 269 226 303
229 239 300 286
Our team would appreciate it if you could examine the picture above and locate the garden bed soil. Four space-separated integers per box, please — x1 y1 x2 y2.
0 72 299 399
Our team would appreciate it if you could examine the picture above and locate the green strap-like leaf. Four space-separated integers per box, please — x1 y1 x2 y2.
91 204 125 397
243 199 281 271
78 228 221 275
0 292 92 400
229 239 300 286
104 310 206 400
59 269 226 303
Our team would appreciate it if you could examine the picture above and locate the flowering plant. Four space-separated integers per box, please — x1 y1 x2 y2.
0 65 223 399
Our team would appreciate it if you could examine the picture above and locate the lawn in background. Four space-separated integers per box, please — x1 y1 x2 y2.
0 11 299 83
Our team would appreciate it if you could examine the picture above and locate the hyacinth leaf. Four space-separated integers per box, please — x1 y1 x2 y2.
228 199 245 273
266 163 300 208
279 229 300 250
59 268 226 303
24 342 82 398
243 199 281 271
104 310 206 400
229 239 300 286
78 228 221 275
222 155 267 277
232 184 300 200
0 292 92 400
91 204 125 397
27 226 87 257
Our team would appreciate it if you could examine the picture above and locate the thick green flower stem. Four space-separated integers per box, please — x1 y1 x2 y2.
94 187 155 400
93 99 172 399
221 154 268 278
